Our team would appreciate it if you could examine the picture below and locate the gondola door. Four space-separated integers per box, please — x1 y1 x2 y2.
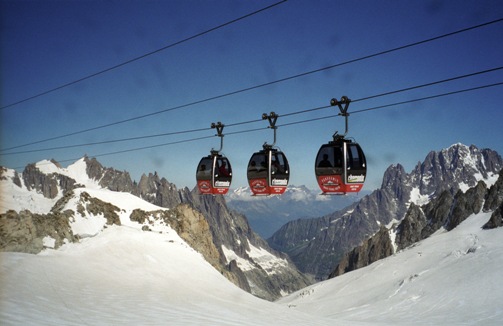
344 142 366 191
247 151 269 195
315 143 344 193
197 156 214 194
269 149 289 194
213 156 232 194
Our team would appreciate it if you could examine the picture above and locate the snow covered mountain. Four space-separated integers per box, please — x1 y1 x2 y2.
2 207 502 324
268 143 503 280
226 185 366 238
2 145 502 325
0 157 309 301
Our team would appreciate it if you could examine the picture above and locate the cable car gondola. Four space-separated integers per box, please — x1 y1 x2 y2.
196 122 232 195
247 112 290 195
315 97 367 194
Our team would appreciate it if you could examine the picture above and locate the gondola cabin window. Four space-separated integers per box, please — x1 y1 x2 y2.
197 157 213 181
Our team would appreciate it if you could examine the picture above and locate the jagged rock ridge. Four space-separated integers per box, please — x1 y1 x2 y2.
329 169 503 278
268 144 503 280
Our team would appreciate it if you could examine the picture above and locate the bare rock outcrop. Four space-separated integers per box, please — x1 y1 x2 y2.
328 226 393 278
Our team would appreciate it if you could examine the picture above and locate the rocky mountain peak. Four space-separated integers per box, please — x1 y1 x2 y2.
413 143 502 196
381 163 410 202
83 155 104 181
22 161 77 199
137 172 182 208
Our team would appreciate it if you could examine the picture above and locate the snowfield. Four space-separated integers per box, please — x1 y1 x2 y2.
1 226 336 326
2 211 502 325
280 212 503 325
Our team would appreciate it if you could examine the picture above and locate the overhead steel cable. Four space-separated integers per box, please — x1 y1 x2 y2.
2 66 502 156
352 66 503 103
278 81 503 127
2 17 501 153
1 126 210 155
24 135 215 169
350 81 503 115
21 80 503 171
0 0 289 111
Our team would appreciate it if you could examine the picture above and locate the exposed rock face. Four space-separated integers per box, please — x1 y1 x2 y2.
268 184 406 280
137 172 184 209
84 156 137 194
22 162 77 199
396 180 492 252
328 226 393 278
420 190 454 239
77 191 122 226
186 191 312 301
329 169 503 279
395 203 427 250
0 190 124 253
127 204 236 282
268 203 380 279
269 144 503 280
445 181 487 231
483 169 503 229
227 260 251 292
484 206 503 229
0 210 75 253
483 169 503 212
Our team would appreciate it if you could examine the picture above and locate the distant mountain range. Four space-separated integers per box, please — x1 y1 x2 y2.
226 185 368 238
268 143 503 280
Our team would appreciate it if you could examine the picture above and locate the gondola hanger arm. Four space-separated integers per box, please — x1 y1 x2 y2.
262 112 279 149
330 96 351 139
210 121 225 155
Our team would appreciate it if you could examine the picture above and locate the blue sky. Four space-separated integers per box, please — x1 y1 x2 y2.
1 0 503 192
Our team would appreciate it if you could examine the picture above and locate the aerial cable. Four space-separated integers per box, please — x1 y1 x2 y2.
218 81 503 132
3 17 501 153
3 67 501 156
16 134 215 170
350 81 503 115
89 135 213 158
0 0 288 111
16 80 503 170
280 105 331 118
274 81 503 127
352 66 503 103
1 126 210 156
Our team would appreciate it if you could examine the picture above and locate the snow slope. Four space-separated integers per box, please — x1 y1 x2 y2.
280 212 503 325
2 212 501 325
1 226 338 326
0 167 55 214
